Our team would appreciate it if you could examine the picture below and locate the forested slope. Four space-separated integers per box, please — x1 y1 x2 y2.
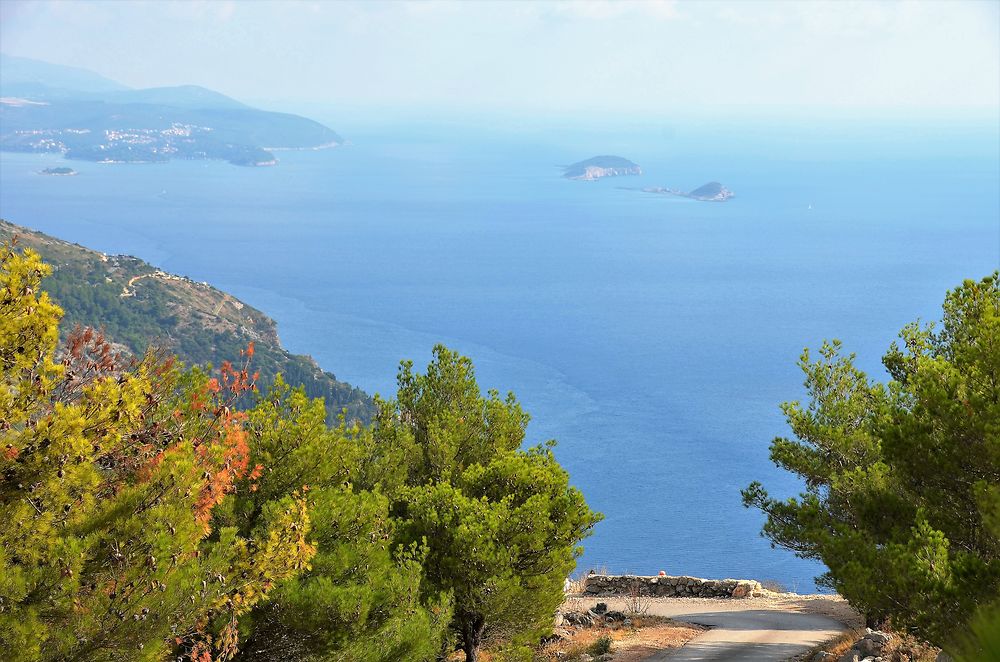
0 220 373 423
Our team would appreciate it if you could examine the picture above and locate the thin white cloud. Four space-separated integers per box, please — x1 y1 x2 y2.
1 0 996 113
548 0 681 21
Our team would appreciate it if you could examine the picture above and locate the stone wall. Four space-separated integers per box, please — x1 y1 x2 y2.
582 574 763 599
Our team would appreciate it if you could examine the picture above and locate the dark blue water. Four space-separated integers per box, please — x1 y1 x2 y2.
2 116 998 591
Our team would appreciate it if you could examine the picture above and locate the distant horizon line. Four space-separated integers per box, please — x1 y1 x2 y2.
249 100 1000 127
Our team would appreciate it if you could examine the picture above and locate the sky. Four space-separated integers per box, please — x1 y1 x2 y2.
1 0 998 117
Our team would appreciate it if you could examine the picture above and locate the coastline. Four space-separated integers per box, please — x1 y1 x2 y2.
262 140 341 152
4 137 340 168
616 184 735 202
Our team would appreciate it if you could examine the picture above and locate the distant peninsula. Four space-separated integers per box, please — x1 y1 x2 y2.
39 166 77 176
564 155 641 181
0 55 342 167
640 181 735 202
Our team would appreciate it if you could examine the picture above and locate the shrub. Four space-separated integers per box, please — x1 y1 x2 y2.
588 635 613 656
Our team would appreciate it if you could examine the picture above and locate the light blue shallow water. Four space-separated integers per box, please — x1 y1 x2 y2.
2 116 998 591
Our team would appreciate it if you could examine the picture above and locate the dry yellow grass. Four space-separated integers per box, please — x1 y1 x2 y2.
537 615 704 662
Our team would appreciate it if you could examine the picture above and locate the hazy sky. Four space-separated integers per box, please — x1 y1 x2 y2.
1 0 998 115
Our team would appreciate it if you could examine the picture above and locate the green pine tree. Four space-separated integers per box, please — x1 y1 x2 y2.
370 346 602 661
227 379 451 661
743 273 1000 648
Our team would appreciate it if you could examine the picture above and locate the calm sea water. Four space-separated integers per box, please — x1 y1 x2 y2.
2 115 998 591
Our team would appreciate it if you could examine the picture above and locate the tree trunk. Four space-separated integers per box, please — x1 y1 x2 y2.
865 611 889 630
461 613 486 662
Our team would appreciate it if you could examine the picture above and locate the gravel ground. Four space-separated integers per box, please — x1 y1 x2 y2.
564 591 861 661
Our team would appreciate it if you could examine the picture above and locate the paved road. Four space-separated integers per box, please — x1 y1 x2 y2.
576 596 848 661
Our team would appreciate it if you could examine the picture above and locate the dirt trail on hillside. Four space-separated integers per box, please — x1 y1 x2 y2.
569 593 859 661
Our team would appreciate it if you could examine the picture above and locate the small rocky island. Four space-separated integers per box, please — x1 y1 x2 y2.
39 166 77 176
642 181 734 202
563 155 641 180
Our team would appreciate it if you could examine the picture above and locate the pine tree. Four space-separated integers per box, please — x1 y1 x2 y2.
743 273 1000 648
370 346 602 661
0 243 313 661
225 379 451 661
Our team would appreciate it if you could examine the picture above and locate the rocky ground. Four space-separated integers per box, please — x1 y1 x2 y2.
799 628 941 662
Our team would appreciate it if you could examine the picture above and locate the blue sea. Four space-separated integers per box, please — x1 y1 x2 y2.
2 112 998 592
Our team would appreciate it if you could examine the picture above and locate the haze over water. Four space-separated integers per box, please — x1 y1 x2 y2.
3 114 997 591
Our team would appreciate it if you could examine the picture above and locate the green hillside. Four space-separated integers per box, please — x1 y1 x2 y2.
0 220 374 423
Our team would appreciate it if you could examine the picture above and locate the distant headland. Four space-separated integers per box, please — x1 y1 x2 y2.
1 55 341 167
39 166 77 176
563 155 641 181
